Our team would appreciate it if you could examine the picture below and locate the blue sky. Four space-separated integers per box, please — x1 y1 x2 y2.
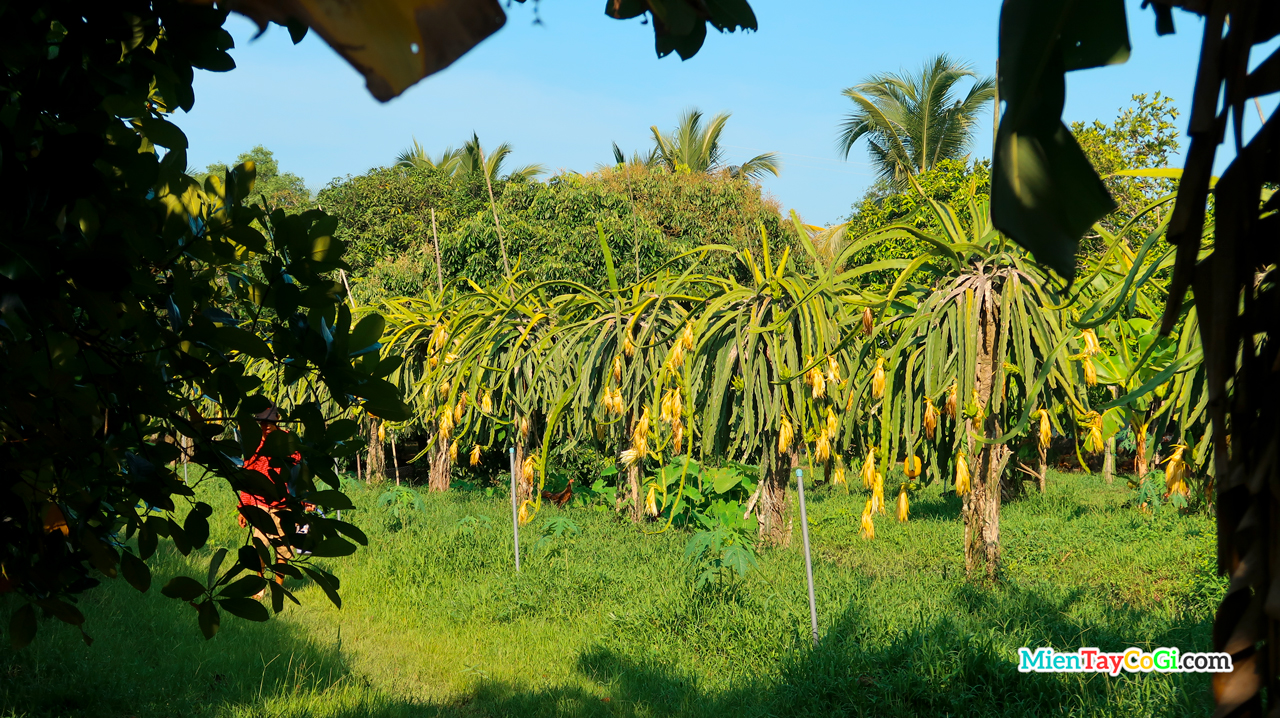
176 1 1256 226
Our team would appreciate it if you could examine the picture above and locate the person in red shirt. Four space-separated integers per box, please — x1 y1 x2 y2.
237 406 304 592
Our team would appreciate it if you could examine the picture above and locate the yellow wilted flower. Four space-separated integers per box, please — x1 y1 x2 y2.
924 397 938 440
861 447 876 489
971 388 986 425
872 471 886 515
437 380 450 399
438 407 454 442
623 329 635 357
681 322 695 351
1082 357 1097 386
594 422 607 442
666 342 686 370
861 307 874 336
632 407 651 456
871 357 886 399
644 484 659 517
620 449 641 467
519 415 531 440
612 355 623 383
608 387 626 415
805 356 826 398
826 407 839 440
517 499 532 526
833 461 847 487
449 440 458 463
1081 328 1102 356
826 355 841 385
1038 408 1051 449
469 444 482 466
815 431 831 463
1165 444 1190 497
672 419 685 454
660 387 682 423
454 391 468 423
1083 412 1104 453
444 352 459 364
904 455 922 478
522 454 537 480
944 383 958 419
480 389 493 414
896 486 910 522
859 499 875 539
377 423 386 443
777 413 794 454
955 454 970 496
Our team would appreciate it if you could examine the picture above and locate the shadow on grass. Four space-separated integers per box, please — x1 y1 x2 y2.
2 561 1212 718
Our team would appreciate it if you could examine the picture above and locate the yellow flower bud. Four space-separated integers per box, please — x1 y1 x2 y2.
896 486 910 523
955 454 970 496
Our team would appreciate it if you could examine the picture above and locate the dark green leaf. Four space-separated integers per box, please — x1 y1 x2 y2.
197 601 220 639
217 597 269 622
161 576 206 601
120 550 151 593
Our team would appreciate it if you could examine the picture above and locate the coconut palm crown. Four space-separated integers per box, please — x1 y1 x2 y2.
650 108 781 181
837 54 995 187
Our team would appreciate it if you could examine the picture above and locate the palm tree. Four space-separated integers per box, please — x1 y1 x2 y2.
602 141 661 171
649 108 781 181
459 134 546 182
837 54 995 186
394 139 462 173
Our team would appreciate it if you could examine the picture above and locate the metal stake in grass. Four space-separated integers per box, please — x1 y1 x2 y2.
796 467 819 646
510 447 521 572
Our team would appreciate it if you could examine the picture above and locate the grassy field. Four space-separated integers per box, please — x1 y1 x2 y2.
1 469 1221 717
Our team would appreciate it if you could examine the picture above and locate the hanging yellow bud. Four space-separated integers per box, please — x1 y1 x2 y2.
612 355 623 383
1038 408 1052 449
833 461 847 487
924 397 938 440
454 391 468 423
448 440 458 463
815 431 831 463
469 444 482 466
1165 444 1190 497
777 413 794 454
672 419 685 455
666 342 686 370
859 499 875 539
623 330 635 357
807 362 826 398
872 357 885 399
1084 412 1104 453
517 499 532 526
519 415 531 440
681 322 695 351
594 422 607 442
644 484 659 517
826 407 839 440
480 390 493 414
826 355 841 385
1083 357 1097 386
438 407 454 442
944 383 958 419
660 387 682 423
438 380 450 399
632 407 651 457
1081 328 1102 356
955 454 970 496
904 455 922 478
444 352 459 364
522 454 537 480
861 307 874 336
861 447 876 488
872 471 886 515
377 423 386 443
896 486 910 522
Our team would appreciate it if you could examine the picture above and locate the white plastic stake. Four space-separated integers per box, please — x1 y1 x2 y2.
510 447 521 572
796 468 819 646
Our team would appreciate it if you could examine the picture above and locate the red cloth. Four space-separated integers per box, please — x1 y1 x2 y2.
238 425 300 510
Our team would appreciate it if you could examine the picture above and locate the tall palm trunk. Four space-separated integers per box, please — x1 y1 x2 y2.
964 291 1008 580
428 433 451 492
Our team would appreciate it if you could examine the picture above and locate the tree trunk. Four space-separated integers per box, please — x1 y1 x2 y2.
365 416 385 483
964 290 1006 581
1037 443 1047 493
513 413 540 504
758 449 796 547
1134 421 1149 478
428 433 451 492
1103 435 1116 484
627 463 642 522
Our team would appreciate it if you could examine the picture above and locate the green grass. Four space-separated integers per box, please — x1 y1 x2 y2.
1 469 1221 717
